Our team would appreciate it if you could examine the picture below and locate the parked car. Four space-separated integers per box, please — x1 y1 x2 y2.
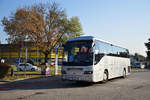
17 63 38 71
134 62 145 68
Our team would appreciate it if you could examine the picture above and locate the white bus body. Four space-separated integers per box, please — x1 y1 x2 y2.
62 36 131 82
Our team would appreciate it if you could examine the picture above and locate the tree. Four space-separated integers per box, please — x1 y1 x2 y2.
133 53 146 61
145 38 150 60
59 17 83 44
62 17 83 40
2 2 83 63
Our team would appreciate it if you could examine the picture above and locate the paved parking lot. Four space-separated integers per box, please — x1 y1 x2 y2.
0 69 150 100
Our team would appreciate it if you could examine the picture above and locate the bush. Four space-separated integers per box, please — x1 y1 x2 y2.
0 63 11 79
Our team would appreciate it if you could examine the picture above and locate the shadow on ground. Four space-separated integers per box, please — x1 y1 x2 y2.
0 76 96 91
1 69 147 91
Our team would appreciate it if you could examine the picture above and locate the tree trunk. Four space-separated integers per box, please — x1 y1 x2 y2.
41 53 49 75
44 53 48 64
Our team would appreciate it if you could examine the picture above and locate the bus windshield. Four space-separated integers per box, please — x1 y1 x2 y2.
63 41 93 66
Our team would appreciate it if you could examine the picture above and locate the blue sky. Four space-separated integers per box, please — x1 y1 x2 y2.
0 0 150 56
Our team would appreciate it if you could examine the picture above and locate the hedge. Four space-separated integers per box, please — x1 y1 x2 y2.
0 63 11 79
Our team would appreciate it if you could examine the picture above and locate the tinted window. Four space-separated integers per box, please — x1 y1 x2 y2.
94 40 105 65
94 40 129 59
98 41 108 54
20 64 25 66
63 40 93 66
111 45 119 56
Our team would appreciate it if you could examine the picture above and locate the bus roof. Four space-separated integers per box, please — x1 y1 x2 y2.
66 36 94 42
66 36 128 50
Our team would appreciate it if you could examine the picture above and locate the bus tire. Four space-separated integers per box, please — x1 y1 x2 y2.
122 69 126 78
103 70 108 83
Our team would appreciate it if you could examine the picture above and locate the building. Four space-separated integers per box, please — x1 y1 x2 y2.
0 43 63 65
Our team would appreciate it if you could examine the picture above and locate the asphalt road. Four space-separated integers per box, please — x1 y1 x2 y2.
0 69 150 100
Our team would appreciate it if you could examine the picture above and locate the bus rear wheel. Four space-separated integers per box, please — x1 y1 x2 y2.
103 70 108 83
122 69 126 78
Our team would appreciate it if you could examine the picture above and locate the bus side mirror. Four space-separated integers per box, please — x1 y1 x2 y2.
92 43 95 47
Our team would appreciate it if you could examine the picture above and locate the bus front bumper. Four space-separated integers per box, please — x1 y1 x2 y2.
62 75 93 82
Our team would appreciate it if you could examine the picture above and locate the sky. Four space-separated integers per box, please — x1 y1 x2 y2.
0 0 150 56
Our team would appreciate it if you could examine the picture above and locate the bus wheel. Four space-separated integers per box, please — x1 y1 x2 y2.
122 69 126 78
103 70 108 83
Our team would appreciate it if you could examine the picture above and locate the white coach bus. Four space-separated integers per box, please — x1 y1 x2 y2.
62 36 131 82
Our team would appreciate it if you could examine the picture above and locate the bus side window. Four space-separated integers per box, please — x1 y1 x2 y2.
94 40 105 65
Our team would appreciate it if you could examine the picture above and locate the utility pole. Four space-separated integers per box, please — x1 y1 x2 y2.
18 44 22 64
24 47 27 76
55 44 60 75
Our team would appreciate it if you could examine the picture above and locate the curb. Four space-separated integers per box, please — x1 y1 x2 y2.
131 69 150 73
0 75 61 84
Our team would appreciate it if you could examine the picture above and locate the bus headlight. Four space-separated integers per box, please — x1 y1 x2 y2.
84 71 93 74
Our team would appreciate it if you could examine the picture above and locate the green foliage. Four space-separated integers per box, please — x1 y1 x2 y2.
145 38 150 60
0 63 11 79
130 53 146 62
68 17 83 37
135 53 146 61
61 17 83 43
